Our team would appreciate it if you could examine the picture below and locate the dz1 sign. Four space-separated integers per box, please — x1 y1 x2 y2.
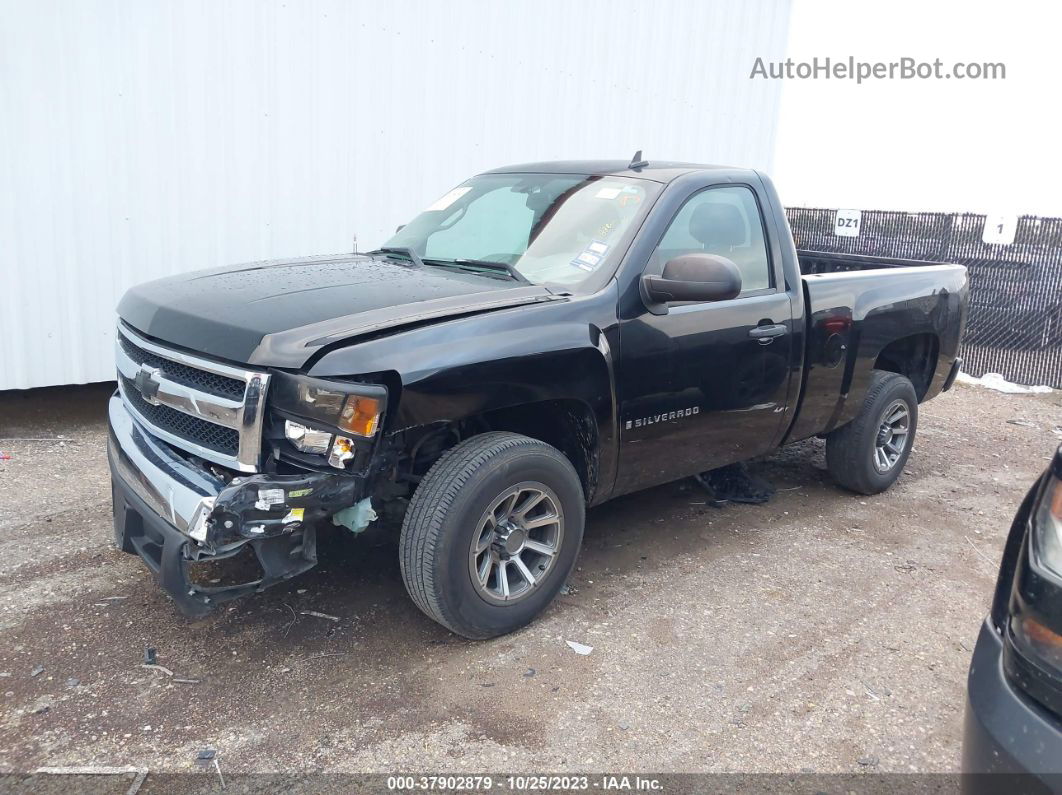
834 209 861 237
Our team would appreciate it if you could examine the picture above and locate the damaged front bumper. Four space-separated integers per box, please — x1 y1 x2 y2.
107 393 365 617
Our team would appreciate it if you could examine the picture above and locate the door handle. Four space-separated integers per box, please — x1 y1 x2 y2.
749 324 787 340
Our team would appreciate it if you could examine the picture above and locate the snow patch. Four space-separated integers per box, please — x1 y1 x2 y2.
956 371 1053 395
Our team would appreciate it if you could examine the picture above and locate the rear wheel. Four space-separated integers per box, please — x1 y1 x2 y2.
399 432 584 639
826 370 918 495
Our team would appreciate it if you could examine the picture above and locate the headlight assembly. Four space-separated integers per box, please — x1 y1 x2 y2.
272 373 387 439
270 373 387 470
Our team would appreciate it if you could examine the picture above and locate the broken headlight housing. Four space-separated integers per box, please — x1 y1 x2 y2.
270 373 387 469
285 420 332 454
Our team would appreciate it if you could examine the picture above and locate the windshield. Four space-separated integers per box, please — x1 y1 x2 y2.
382 173 659 288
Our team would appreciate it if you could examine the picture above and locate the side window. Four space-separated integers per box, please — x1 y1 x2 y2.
654 186 772 293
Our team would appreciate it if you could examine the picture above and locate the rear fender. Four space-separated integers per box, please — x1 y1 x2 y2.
786 265 967 442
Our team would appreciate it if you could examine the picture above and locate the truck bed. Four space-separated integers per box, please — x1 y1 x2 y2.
785 253 969 445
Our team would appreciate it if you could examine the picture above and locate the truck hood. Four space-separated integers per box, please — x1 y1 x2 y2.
118 254 560 368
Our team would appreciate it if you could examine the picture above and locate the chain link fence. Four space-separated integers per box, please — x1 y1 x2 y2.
786 208 1062 389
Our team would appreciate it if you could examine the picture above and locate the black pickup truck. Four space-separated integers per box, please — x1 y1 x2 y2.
109 158 969 638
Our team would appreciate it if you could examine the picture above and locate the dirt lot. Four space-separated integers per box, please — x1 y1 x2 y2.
0 382 1060 780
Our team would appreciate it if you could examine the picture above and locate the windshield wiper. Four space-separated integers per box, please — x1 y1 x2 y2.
367 247 424 268
424 258 530 284
370 249 529 284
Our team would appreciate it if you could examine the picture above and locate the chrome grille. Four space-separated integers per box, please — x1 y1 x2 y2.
119 374 240 455
119 334 246 400
115 324 270 472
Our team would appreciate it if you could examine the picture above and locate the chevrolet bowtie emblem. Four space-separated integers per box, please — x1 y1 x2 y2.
134 364 162 405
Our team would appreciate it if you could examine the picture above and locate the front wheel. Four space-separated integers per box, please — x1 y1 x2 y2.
399 432 585 639
825 370 918 495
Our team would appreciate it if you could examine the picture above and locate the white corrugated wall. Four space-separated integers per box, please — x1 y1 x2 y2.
0 0 792 390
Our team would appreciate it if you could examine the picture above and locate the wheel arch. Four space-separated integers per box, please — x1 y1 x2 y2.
476 399 599 504
396 398 601 506
873 332 940 402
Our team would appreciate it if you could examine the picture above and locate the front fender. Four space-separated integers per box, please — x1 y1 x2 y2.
307 288 621 500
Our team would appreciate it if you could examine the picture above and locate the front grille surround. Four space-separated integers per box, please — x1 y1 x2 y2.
115 323 270 472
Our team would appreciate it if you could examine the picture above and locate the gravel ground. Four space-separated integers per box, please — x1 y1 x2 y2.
0 381 1060 780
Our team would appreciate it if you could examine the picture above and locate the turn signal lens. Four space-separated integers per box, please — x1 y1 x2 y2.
338 395 382 437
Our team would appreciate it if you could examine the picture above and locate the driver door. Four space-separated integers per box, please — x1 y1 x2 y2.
613 184 796 495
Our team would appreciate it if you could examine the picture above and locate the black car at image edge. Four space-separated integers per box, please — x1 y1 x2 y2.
964 443 1062 792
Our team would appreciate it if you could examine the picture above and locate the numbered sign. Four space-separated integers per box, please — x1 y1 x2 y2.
982 214 1017 245
834 209 861 237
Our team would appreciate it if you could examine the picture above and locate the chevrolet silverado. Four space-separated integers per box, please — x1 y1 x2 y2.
108 157 969 638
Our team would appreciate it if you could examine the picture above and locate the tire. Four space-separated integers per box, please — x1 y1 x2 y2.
399 432 585 639
825 370 919 495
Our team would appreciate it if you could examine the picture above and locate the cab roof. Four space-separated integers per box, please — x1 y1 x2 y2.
483 159 750 184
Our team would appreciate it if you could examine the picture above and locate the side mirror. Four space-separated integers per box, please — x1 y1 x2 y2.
642 253 742 310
